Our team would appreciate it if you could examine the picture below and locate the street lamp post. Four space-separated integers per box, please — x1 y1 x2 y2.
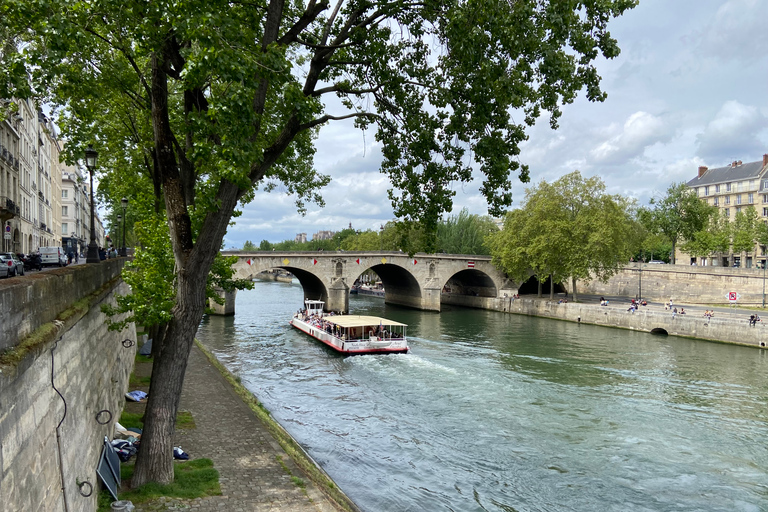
762 258 766 308
84 145 100 264
120 196 128 257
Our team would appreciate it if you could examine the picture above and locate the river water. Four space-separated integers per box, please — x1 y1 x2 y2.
196 281 768 512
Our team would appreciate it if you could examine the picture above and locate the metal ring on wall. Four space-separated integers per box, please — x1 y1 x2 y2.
77 480 93 497
95 409 113 425
122 338 135 348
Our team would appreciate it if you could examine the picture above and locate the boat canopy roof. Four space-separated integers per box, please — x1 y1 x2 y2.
326 315 407 328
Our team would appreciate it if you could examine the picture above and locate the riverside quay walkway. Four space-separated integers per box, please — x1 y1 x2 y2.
134 343 349 512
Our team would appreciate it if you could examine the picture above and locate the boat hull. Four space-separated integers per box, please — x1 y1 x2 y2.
290 318 408 355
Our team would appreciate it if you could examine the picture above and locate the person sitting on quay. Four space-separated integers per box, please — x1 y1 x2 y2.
679 308 686 315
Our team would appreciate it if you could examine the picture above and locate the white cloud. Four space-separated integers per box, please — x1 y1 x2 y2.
590 112 674 165
695 100 767 161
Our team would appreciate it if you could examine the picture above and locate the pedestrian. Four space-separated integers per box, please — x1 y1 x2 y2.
749 315 756 327
672 307 677 319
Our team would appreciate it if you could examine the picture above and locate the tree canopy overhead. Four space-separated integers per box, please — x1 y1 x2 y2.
3 0 637 486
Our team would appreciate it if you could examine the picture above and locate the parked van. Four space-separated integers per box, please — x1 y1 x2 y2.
39 246 67 267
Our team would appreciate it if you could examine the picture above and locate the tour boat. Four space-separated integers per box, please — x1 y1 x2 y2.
290 300 408 354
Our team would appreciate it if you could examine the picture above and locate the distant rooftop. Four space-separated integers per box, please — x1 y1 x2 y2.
687 154 768 187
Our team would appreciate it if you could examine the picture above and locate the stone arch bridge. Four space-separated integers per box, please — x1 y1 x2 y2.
217 251 518 314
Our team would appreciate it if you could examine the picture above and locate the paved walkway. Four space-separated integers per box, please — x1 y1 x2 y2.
135 344 344 512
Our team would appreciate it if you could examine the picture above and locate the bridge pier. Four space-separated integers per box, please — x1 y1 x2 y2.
209 287 237 316
326 279 349 313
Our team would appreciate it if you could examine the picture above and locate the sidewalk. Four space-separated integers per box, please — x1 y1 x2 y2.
135 344 345 512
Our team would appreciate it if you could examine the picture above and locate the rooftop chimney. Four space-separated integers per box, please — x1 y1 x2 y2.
764 154 768 167
698 165 708 178
737 160 742 166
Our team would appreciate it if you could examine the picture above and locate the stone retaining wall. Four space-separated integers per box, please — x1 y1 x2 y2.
576 264 768 306
492 295 766 348
0 261 136 512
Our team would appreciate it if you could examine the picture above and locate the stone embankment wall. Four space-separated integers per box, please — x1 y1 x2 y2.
0 260 136 512
577 264 768 306
492 295 766 348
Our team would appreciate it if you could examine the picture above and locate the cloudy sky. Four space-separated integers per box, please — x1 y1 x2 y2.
224 0 768 249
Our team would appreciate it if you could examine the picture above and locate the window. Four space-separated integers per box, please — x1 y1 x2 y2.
763 195 768 204
763 180 768 190
749 193 754 204
725 208 730 217
736 206 742 213
763 208 768 217
62 222 68 234
62 206 68 216
713 197 719 206
725 196 730 205
62 189 68 198
750 180 756 189
704 186 709 196
737 195 742 205
715 184 720 193
726 183 732 192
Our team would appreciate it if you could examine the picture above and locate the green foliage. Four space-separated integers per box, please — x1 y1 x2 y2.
436 208 498 255
243 240 258 251
645 183 717 263
732 207 759 256
487 171 635 290
101 217 176 331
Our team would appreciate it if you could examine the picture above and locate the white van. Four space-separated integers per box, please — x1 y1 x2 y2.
39 247 67 267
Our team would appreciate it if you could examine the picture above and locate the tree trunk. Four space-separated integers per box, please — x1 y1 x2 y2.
571 276 578 302
537 279 542 297
549 273 554 299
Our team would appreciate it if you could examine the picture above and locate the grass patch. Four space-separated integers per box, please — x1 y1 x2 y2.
135 353 153 364
176 410 196 429
195 340 355 512
97 458 221 511
129 374 151 388
119 411 144 430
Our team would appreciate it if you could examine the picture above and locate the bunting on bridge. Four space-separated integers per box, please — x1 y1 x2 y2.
467 261 475 268
246 258 252 266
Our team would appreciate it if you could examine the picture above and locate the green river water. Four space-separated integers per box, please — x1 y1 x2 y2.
196 280 768 512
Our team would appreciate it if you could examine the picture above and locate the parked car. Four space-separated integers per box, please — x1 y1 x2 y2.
648 260 666 264
39 246 67 267
0 253 24 277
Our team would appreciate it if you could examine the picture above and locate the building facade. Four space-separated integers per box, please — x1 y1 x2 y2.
683 154 768 268
0 108 21 252
1 99 103 256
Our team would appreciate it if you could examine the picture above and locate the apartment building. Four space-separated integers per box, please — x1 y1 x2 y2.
1 98 104 256
0 108 21 253
684 153 768 267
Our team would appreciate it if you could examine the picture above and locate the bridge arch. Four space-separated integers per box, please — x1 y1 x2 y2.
440 269 498 298
356 263 423 310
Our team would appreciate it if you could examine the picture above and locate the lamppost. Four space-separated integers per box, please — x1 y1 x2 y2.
637 263 647 302
120 196 128 257
762 258 766 308
84 145 100 264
